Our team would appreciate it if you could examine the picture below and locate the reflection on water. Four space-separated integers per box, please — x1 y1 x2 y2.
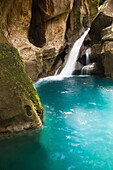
1 76 113 170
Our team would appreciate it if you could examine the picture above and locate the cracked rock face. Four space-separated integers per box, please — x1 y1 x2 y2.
0 0 43 134
2 0 43 82
89 0 113 77
1 0 98 82
0 42 43 134
101 23 113 77
3 0 74 82
66 0 99 40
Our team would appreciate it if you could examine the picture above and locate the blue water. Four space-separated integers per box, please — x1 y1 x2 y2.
1 76 113 170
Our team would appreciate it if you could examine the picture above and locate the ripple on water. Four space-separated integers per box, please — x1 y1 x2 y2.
64 112 72 115
1 77 113 170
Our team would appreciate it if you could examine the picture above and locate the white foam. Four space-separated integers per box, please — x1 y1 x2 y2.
60 28 90 76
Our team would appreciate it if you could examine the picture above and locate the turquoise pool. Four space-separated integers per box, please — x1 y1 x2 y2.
1 76 113 170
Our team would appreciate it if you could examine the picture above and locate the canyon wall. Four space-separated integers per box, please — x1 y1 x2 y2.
0 0 103 133
89 0 113 77
2 0 98 81
0 0 43 133
66 0 98 40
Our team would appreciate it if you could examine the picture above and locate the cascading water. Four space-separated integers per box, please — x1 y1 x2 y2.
60 28 90 76
81 47 91 75
86 48 91 65
37 28 90 84
54 66 61 76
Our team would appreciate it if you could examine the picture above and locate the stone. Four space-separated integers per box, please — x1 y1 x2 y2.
101 23 113 77
66 0 99 40
89 0 113 42
0 42 43 134
72 61 83 75
1 0 75 81
101 40 113 77
0 2 43 133
29 0 74 47
101 23 113 43
81 63 99 75
89 0 113 77
78 54 86 66
0 0 99 82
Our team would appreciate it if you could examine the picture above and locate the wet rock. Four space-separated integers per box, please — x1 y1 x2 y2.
0 42 43 134
78 54 86 66
81 63 99 75
72 61 83 75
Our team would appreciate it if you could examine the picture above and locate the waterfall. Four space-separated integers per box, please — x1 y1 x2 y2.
60 28 90 76
37 28 90 84
81 67 84 75
81 47 91 75
54 66 61 76
86 48 91 74
86 48 91 65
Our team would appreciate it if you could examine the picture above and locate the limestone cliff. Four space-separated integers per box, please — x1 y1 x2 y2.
2 0 74 81
66 0 99 40
1 0 98 81
0 1 43 134
0 0 109 133
89 0 113 77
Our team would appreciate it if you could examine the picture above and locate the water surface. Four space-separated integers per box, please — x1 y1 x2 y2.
1 76 113 170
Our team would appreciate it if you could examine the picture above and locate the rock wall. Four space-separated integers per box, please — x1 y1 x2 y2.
66 0 99 40
1 0 41 82
0 1 43 134
89 0 113 77
1 0 98 82
2 0 74 81
1 0 110 133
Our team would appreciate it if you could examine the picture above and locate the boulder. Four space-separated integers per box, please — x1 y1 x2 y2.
0 1 44 134
81 63 99 75
0 41 43 134
72 61 83 75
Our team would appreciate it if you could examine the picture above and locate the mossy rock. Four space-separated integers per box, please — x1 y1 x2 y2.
0 43 43 134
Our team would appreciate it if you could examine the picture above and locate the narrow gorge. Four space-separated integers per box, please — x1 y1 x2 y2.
0 0 113 169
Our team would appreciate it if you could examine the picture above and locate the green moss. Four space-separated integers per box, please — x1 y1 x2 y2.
0 43 43 120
